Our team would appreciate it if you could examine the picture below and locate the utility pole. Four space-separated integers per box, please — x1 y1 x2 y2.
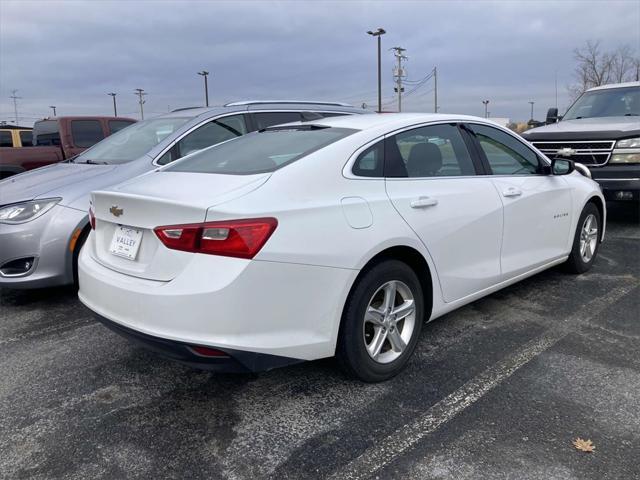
9 90 21 126
49 106 57 116
392 47 407 112
108 93 118 116
482 100 489 119
367 28 386 113
528 101 535 121
134 88 146 120
197 71 210 107
433 66 438 113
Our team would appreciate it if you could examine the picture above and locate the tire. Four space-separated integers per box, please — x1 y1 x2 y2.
336 259 424 382
564 202 601 274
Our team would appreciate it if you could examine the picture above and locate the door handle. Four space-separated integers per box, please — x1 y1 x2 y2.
502 187 522 198
410 196 438 208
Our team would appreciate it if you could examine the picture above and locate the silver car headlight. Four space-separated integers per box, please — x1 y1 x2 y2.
0 198 61 224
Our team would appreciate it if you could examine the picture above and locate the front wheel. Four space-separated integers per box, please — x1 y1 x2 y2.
337 260 424 382
564 202 601 274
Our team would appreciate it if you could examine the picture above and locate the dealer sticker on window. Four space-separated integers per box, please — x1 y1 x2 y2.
109 225 143 260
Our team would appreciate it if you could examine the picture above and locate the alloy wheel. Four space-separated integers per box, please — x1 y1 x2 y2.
362 280 416 364
579 213 598 263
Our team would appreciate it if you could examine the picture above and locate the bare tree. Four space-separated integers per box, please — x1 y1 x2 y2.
612 45 636 83
568 40 639 100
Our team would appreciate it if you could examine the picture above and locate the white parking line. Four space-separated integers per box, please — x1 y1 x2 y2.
331 283 637 480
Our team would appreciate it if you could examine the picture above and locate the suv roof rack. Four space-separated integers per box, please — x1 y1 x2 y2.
171 106 206 112
223 100 354 107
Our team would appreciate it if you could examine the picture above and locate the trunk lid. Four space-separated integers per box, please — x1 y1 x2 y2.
91 171 270 281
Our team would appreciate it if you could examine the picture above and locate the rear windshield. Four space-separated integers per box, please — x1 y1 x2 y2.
166 126 356 175
33 120 60 146
73 117 190 165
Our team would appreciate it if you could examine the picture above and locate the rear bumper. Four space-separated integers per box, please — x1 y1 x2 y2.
78 234 356 363
92 312 302 373
591 165 640 201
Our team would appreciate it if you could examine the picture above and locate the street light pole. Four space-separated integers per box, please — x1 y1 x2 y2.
197 71 210 107
529 101 535 121
108 93 118 116
482 99 489 118
367 28 386 112
49 106 57 116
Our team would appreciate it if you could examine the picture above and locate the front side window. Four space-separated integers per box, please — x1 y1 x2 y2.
74 117 190 165
469 124 541 175
0 131 12 147
386 124 476 178
167 126 356 175
71 120 105 148
19 131 33 146
253 112 301 130
176 115 247 158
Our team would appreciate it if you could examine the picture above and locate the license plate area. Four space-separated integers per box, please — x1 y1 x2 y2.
109 225 143 260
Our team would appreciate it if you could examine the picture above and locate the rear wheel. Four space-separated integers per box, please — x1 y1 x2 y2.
564 202 601 274
337 260 424 382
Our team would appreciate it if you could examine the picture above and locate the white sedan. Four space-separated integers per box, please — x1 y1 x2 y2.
78 114 605 381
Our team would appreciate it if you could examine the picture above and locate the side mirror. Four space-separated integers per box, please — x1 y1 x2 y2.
551 157 575 175
546 107 559 124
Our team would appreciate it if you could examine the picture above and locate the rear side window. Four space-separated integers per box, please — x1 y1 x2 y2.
108 120 135 134
469 124 541 175
33 120 61 146
19 131 33 146
353 141 384 177
167 126 356 175
386 124 476 177
71 120 105 148
176 115 247 158
252 112 301 130
0 131 12 147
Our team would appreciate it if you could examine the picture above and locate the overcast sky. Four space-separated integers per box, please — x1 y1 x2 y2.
1 0 639 125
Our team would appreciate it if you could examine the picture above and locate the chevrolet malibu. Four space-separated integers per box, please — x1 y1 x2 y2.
79 114 605 381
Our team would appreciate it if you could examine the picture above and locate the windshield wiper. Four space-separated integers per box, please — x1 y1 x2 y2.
83 159 108 165
624 113 639 116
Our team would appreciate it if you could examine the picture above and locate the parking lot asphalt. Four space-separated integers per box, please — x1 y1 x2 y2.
1 203 638 480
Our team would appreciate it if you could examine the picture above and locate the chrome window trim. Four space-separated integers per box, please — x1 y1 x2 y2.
345 119 547 180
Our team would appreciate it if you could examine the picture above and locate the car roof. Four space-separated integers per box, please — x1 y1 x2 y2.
289 112 503 132
586 81 640 92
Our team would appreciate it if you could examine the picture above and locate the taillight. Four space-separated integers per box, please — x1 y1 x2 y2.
154 217 277 259
89 206 96 230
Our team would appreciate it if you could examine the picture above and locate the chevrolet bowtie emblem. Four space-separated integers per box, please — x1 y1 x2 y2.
109 205 123 217
557 147 576 157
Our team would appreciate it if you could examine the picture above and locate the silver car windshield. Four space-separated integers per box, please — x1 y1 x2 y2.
73 117 191 165
563 86 639 120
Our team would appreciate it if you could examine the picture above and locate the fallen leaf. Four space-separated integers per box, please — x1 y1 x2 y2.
573 437 595 453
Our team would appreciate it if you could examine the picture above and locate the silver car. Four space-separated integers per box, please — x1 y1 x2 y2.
0 101 366 288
